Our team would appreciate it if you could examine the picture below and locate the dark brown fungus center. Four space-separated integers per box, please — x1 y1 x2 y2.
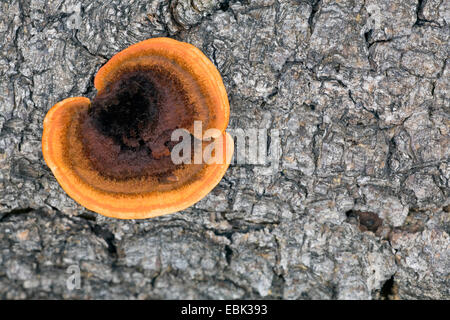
79 68 196 180
90 71 160 150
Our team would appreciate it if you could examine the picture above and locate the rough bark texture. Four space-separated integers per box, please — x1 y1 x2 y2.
0 0 449 299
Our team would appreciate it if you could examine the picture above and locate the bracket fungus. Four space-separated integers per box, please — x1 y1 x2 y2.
42 38 233 219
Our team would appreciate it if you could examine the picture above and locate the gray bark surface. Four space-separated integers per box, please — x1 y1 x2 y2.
0 0 448 299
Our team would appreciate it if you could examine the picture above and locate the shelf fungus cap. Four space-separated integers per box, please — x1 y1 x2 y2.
42 38 233 219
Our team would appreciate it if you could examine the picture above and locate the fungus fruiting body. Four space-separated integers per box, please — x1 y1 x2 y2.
42 38 233 219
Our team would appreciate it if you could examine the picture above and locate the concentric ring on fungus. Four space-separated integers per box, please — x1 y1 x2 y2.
42 38 233 219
